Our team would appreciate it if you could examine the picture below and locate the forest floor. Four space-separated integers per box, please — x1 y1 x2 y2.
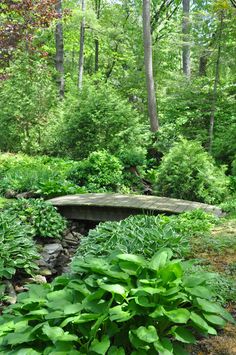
191 217 236 355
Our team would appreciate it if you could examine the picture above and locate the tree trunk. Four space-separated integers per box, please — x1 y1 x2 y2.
94 0 100 72
78 0 86 90
143 0 159 133
199 50 208 76
182 0 191 78
209 13 224 154
55 0 65 97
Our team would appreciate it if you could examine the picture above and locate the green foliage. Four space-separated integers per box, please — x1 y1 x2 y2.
0 153 83 198
0 55 56 154
69 151 124 192
0 211 39 279
155 139 229 204
76 211 216 260
0 249 233 354
3 199 67 239
183 262 236 305
220 197 236 213
59 82 148 159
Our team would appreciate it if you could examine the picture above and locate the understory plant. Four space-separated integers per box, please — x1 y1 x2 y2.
155 139 229 204
69 150 124 192
76 211 217 260
3 199 67 239
0 211 39 279
0 249 233 354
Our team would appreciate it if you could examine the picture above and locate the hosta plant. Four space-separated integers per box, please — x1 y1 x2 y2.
0 249 233 354
76 211 216 260
3 198 67 239
0 212 39 279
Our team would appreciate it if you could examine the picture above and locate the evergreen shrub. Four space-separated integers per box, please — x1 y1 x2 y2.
155 139 229 204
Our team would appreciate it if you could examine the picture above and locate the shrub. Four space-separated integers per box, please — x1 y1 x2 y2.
0 212 39 279
0 249 233 354
155 139 229 204
69 150 124 192
59 81 148 159
3 199 67 239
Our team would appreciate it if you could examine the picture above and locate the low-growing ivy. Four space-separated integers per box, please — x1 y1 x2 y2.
0 249 233 354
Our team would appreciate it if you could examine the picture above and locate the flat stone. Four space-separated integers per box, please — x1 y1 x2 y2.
43 243 63 255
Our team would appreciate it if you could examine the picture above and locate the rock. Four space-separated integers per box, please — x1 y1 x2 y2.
5 190 17 198
43 243 63 255
16 191 39 199
28 275 47 284
39 268 53 276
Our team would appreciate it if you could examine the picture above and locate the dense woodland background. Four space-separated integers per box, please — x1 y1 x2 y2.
0 0 236 204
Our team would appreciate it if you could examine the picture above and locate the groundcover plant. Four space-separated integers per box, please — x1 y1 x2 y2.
0 249 234 354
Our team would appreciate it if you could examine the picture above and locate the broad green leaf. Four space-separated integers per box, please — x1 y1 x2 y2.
89 335 110 354
195 298 234 322
119 261 140 275
135 325 159 343
185 286 213 299
171 326 196 344
203 313 226 327
116 254 146 265
190 312 217 335
109 305 133 322
150 305 165 318
42 324 64 341
149 249 173 270
165 309 190 323
64 304 83 315
154 337 173 354
99 283 127 295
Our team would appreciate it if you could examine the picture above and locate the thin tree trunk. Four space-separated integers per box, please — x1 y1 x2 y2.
209 13 224 154
94 0 100 72
55 0 65 97
143 0 159 133
78 0 86 90
182 0 191 78
199 50 208 76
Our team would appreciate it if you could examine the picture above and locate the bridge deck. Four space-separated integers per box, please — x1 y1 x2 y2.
49 193 223 221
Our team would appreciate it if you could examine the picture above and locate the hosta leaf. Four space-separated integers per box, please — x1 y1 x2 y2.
185 286 213 299
42 324 64 341
99 283 127 295
195 298 234 322
64 304 83 315
154 337 173 354
119 261 140 275
203 313 226 327
89 335 110 354
190 312 217 334
165 309 190 323
135 325 159 343
116 254 146 265
135 296 156 308
171 326 196 344
109 305 133 322
149 249 173 270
